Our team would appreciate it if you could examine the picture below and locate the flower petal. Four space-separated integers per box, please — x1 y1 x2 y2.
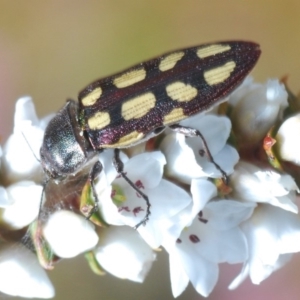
239 204 300 285
228 263 250 289
230 79 288 145
190 179 217 219
204 200 256 230
137 179 192 248
95 226 156 282
160 133 206 184
14 96 39 128
0 243 54 298
183 115 231 156
276 114 300 165
2 97 47 181
118 151 166 189
43 210 98 258
176 243 219 297
0 181 42 229
232 162 298 212
169 250 190 297
250 253 292 284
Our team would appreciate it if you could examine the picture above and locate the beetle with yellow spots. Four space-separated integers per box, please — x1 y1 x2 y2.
40 41 261 229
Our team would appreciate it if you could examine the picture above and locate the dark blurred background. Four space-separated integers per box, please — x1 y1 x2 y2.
1 1 300 299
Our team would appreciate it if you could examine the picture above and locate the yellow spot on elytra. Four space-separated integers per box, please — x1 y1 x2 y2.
197 44 231 58
88 111 110 130
163 108 185 125
159 51 184 71
204 61 236 86
105 131 144 148
166 82 198 102
81 87 102 106
113 68 146 88
121 92 156 121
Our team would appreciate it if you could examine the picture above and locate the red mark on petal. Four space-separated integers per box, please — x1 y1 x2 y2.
198 149 205 157
189 234 200 243
176 238 182 244
118 206 130 212
198 211 208 224
135 180 145 198
135 180 145 189
133 206 144 216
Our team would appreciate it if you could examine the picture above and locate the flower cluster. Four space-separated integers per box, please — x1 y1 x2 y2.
1 77 300 298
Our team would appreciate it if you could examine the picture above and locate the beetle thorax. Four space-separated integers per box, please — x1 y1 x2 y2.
40 100 91 179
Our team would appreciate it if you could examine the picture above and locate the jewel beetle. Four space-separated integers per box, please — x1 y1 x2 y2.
40 41 261 228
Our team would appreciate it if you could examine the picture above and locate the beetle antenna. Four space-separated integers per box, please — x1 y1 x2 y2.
21 131 41 163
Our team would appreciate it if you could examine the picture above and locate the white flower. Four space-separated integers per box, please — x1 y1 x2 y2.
1 97 53 182
163 179 255 297
160 114 239 184
94 226 156 282
229 161 300 288
230 204 300 289
96 151 192 248
276 113 300 165
43 210 99 258
229 79 288 145
0 243 54 298
227 77 260 106
0 181 42 230
231 161 299 213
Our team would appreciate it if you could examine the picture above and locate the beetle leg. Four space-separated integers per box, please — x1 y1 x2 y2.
169 124 228 184
113 149 151 229
86 160 103 218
